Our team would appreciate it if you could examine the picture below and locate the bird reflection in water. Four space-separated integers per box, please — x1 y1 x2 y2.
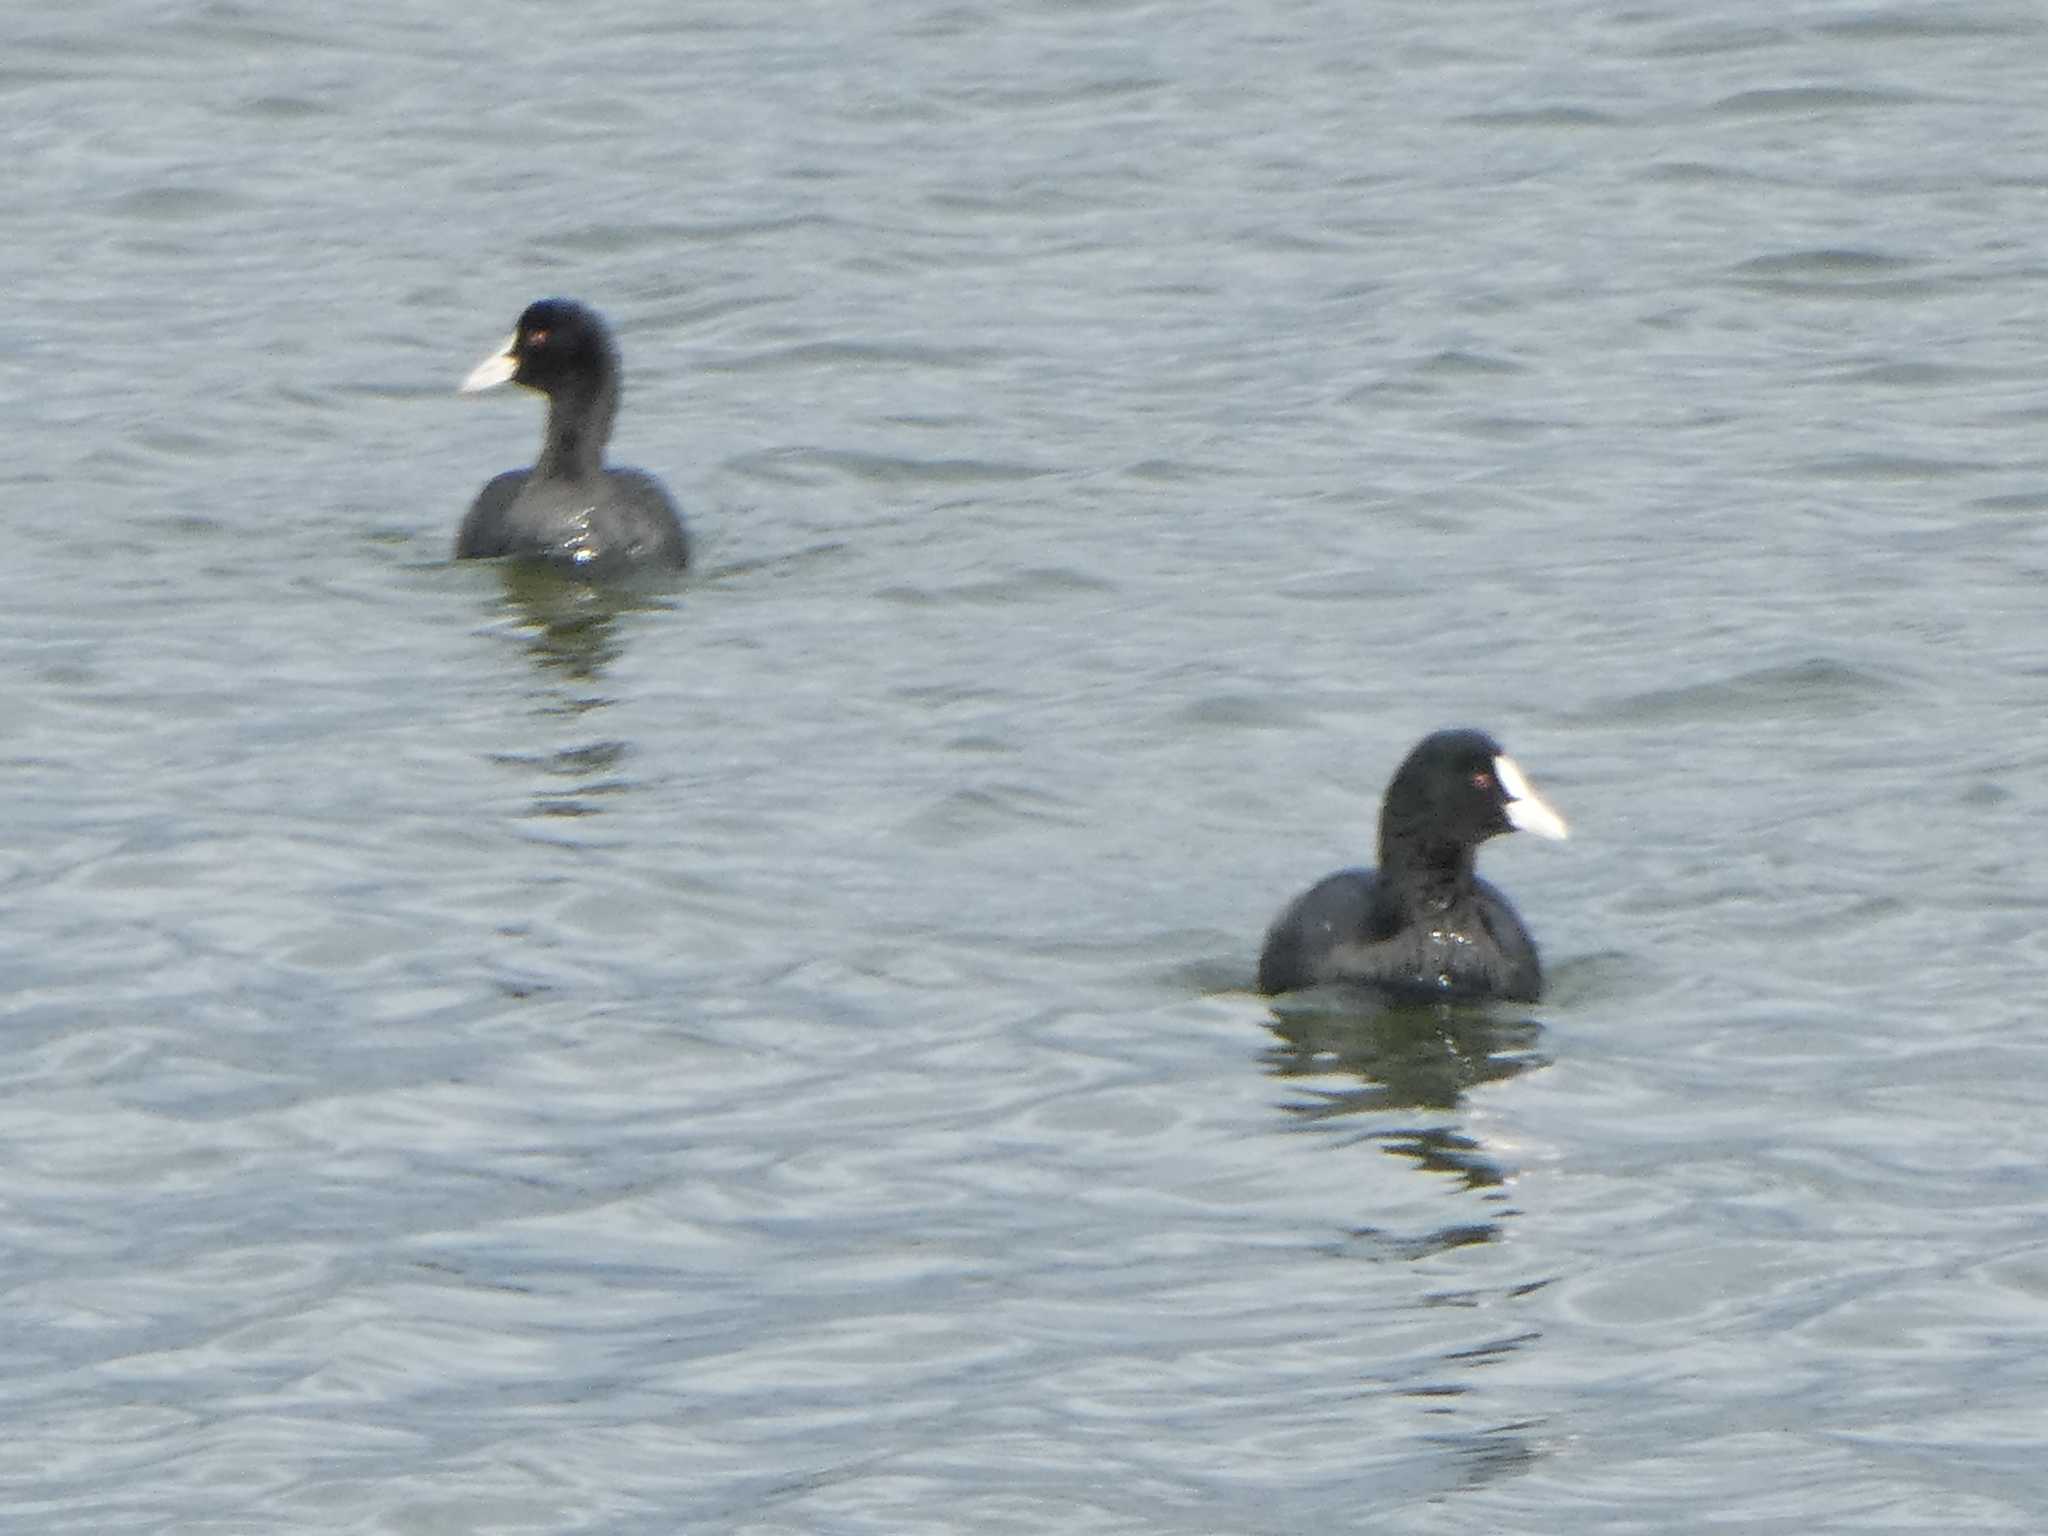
1266 993 1551 1490
1263 992 1548 1218
493 558 670 683
484 561 672 817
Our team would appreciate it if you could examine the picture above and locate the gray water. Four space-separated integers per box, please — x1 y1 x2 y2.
4 0 2048 1530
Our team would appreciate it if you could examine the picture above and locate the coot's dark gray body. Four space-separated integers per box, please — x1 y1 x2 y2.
457 299 688 576
455 465 685 572
1256 729 1567 1002
1257 866 1543 1002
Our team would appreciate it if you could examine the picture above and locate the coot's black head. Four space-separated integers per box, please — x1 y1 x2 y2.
1381 728 1568 852
460 298 618 399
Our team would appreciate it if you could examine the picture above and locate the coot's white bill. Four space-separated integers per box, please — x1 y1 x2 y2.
459 340 518 393
1495 754 1568 840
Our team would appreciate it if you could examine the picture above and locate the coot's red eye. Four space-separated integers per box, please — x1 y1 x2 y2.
1472 770 1493 791
528 329 550 346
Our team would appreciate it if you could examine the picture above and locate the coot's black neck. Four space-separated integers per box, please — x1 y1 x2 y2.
536 372 618 481
1378 825 1479 917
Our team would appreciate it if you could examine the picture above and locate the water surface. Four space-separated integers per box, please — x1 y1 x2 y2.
5 0 2048 1530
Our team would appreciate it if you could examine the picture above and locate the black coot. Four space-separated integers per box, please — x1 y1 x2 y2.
457 299 688 574
1257 728 1567 1001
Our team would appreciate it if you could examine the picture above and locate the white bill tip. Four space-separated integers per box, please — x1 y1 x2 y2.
1495 754 1568 841
459 338 518 393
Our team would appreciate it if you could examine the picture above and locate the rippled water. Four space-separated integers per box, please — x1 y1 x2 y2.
6 0 2048 1530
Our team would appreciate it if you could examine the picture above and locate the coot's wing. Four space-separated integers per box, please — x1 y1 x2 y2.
1472 877 1542 1002
455 469 530 559
600 467 690 569
1257 868 1380 995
